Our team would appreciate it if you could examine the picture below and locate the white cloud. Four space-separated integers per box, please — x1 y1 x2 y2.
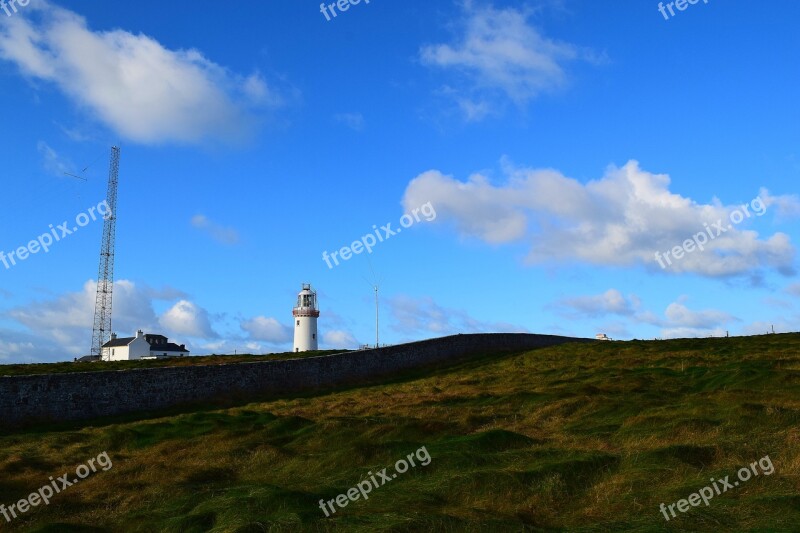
739 321 790 336
197 339 274 356
160 300 217 339
323 329 357 349
553 289 638 318
457 98 492 122
191 214 240 245
759 187 800 219
659 327 728 340
420 1 601 118
1 279 191 361
7 279 160 348
548 290 739 339
0 2 281 145
55 121 93 143
0 327 74 363
402 160 796 278
0 335 37 362
662 301 735 329
241 316 291 344
637 297 738 338
786 283 800 297
0 280 293 362
334 112 365 131
388 295 529 337
596 321 630 339
240 309 357 351
404 169 528 243
37 141 73 176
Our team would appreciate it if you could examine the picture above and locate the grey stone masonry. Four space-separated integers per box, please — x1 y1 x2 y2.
0 333 592 428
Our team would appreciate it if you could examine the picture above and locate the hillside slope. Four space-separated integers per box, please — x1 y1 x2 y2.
1 334 799 531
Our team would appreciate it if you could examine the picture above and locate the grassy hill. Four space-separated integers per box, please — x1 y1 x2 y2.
1 334 799 531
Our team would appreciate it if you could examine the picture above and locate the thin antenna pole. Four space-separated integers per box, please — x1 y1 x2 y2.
375 285 379 348
364 256 382 349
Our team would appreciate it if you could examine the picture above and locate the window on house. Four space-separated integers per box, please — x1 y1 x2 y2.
297 320 300 326
312 334 316 339
112 349 115 356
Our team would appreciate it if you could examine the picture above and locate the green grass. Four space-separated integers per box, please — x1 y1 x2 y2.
1 334 799 531
0 350 346 377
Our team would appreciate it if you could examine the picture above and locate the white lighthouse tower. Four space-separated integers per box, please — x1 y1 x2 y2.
293 283 320 352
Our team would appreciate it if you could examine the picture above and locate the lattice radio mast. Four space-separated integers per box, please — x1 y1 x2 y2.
90 146 121 359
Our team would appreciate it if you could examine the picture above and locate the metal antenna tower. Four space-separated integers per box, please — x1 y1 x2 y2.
90 146 121 359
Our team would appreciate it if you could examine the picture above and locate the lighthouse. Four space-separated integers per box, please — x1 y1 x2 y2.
293 283 320 352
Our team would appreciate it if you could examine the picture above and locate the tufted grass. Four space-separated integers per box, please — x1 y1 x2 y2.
1 333 799 531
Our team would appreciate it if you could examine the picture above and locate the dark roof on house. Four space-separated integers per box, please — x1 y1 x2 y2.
74 355 101 362
102 337 135 348
151 343 190 353
101 334 189 352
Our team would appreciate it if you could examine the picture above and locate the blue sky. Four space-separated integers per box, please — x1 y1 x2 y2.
1 0 799 363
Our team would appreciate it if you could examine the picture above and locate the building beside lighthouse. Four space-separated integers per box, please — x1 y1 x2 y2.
99 330 190 361
293 283 320 352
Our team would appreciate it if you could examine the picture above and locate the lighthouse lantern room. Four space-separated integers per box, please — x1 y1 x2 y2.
293 283 320 352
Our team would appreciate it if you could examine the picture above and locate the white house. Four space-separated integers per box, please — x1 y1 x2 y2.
101 330 190 361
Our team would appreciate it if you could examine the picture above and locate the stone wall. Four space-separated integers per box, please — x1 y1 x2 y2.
0 333 592 428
